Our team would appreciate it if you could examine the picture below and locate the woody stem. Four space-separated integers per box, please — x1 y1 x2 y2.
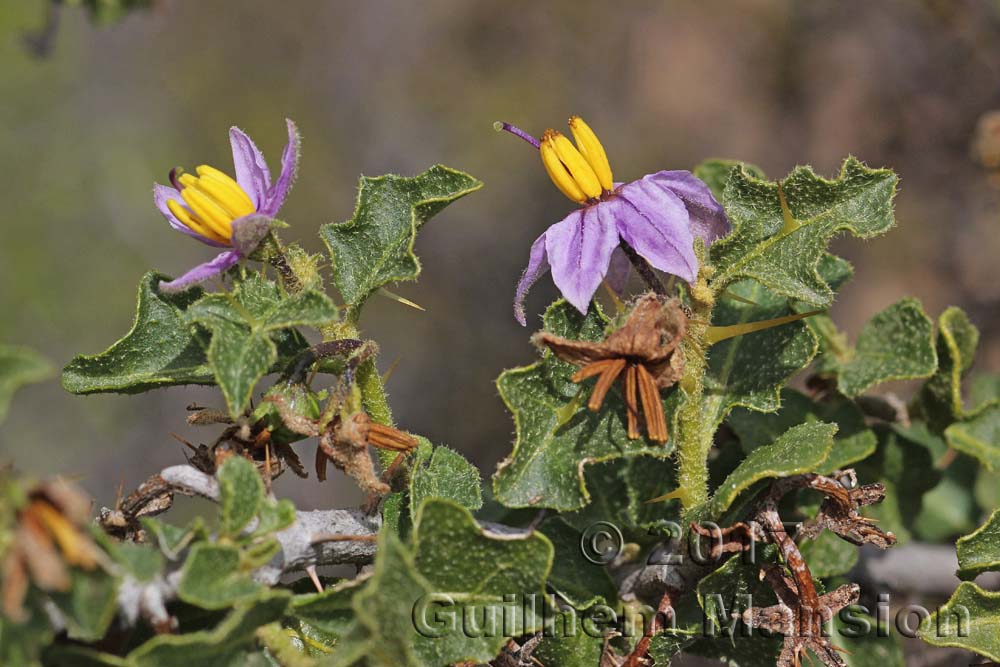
620 242 668 297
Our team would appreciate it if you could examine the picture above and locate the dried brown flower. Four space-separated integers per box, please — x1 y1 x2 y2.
533 294 686 442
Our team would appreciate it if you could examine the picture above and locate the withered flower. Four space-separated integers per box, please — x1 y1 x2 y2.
2 477 104 622
533 294 686 442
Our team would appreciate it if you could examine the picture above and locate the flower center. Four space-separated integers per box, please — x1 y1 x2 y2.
165 165 255 244
539 116 614 205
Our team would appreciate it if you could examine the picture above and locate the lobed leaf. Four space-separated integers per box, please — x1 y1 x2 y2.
945 403 1000 472
176 543 262 609
320 165 482 318
493 300 676 512
408 438 483 523
916 307 982 432
711 157 897 306
918 581 1000 661
956 509 1000 580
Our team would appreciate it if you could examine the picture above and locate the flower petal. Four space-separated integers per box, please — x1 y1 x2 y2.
649 170 730 244
605 246 631 295
260 119 300 217
229 127 272 210
153 184 227 247
545 205 620 316
158 250 241 294
615 177 698 283
514 232 550 326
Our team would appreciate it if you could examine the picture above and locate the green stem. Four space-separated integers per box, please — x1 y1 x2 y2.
673 266 717 515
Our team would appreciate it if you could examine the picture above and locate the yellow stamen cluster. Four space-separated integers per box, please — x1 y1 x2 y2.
166 165 256 244
540 116 614 204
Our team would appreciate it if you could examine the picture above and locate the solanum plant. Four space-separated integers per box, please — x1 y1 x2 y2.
0 114 998 667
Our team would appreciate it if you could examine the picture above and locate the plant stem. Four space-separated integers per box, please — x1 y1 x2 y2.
673 266 716 514
620 242 668 296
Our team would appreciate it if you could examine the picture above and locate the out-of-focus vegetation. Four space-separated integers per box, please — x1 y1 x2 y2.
1 0 998 514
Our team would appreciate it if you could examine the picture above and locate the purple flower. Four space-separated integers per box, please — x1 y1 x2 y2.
154 119 300 293
500 117 730 325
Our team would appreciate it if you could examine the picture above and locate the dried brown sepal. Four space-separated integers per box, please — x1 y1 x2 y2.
689 521 765 561
784 472 896 549
534 294 686 443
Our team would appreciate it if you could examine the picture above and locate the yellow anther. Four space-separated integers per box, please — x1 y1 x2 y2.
548 131 603 200
540 130 588 203
568 116 614 191
196 165 255 212
194 175 255 218
180 187 234 240
166 199 229 244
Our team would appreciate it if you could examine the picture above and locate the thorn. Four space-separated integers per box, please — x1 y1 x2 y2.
778 181 801 234
705 310 824 346
305 565 323 593
645 487 686 504
719 289 759 305
169 432 198 452
601 280 625 313
378 288 425 312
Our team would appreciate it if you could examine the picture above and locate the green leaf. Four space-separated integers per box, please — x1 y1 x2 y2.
710 422 836 516
47 568 119 642
827 298 937 397
493 300 676 512
831 613 905 667
128 592 291 667
917 307 981 432
140 517 207 560
320 165 482 317
538 516 617 608
956 509 1000 580
727 389 876 475
945 403 1000 472
286 583 360 649
185 274 338 417
711 157 898 306
531 611 605 667
62 272 213 394
103 540 165 582
177 543 262 609
408 438 483 523
702 280 818 430
0 345 52 424
217 456 265 537
919 581 1000 661
0 606 52 667
331 499 552 667
693 159 766 201
252 498 297 538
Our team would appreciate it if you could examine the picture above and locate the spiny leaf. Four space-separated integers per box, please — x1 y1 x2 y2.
956 509 1000 580
693 158 766 202
945 403 1000 472
918 581 1000 661
702 280 818 430
320 165 482 318
330 499 552 667
0 345 52 424
711 157 897 306
185 273 338 417
826 298 937 397
493 300 676 512
62 272 213 394
710 421 836 516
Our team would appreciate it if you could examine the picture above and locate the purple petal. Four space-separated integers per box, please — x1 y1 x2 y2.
615 177 698 283
605 246 631 295
514 233 550 326
260 119 300 217
153 184 228 248
229 127 272 210
545 206 620 316
649 170 730 244
159 250 241 294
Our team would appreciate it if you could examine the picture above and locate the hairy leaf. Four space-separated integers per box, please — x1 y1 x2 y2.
217 456 265 537
702 280 818 430
185 273 338 417
693 159 766 202
710 422 836 516
956 509 1000 580
331 499 552 667
320 165 482 317
917 307 981 432
493 300 676 512
177 543 262 609
711 158 897 306
62 272 213 394
48 569 118 642
945 403 1000 472
799 530 859 578
919 581 1000 661
408 438 482 523
827 298 937 397
0 345 52 424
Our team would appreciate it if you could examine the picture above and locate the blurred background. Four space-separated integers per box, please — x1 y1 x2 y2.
1 0 999 521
